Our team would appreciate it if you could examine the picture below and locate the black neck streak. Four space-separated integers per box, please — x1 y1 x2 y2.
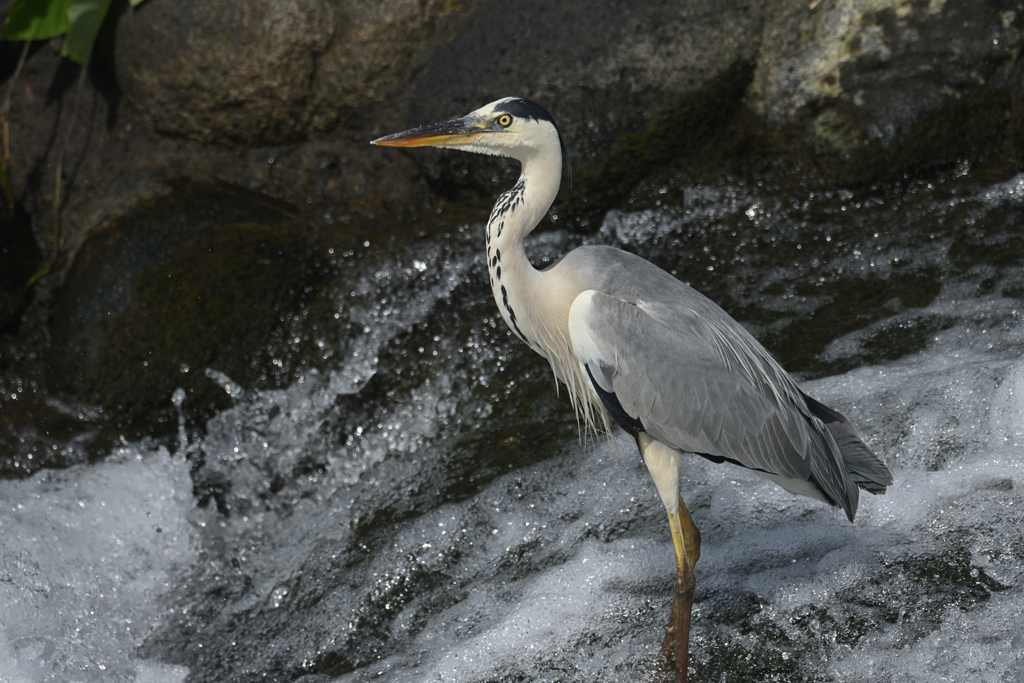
486 177 529 346
489 178 526 238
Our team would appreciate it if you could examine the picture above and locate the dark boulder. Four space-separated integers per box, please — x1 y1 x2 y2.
113 0 334 145
111 0 770 217
0 204 42 335
406 0 766 208
113 0 484 145
2 44 430 264
47 179 329 432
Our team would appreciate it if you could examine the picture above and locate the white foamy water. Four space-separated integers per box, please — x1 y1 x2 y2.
0 448 195 683
2 174 1024 682
327 291 1024 682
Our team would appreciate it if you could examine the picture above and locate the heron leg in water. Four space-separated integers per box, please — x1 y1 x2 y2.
662 499 701 682
636 434 700 680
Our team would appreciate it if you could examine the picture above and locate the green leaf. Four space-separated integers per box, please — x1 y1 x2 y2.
60 0 113 65
128 0 149 6
2 0 72 41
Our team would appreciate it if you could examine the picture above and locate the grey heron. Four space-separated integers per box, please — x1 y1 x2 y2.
372 97 893 681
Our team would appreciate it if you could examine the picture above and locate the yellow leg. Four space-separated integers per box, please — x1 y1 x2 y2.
677 498 701 568
635 434 701 681
660 498 701 683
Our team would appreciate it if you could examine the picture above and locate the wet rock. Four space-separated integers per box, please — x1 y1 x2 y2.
3 0 1023 295
0 204 41 335
2 45 426 276
5 0 1020 264
113 0 483 145
750 0 1024 177
46 180 329 432
113 0 333 145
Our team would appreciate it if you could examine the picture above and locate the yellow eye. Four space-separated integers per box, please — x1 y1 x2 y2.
497 114 512 127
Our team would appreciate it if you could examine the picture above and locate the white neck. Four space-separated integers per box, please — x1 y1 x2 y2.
482 142 608 435
488 142 562 244
484 144 562 348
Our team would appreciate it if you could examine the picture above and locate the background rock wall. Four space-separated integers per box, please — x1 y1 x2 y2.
752 0 1023 166
3 0 1022 257
1 0 1023 437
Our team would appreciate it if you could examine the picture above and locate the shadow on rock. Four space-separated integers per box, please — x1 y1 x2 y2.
46 180 332 438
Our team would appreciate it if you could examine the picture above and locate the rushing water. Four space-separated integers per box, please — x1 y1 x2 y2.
2 169 1024 682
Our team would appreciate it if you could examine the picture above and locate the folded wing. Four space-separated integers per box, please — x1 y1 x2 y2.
567 289 875 521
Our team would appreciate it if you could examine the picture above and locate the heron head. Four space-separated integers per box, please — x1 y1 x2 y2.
372 97 566 166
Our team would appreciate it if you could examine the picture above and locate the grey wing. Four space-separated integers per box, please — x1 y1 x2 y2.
567 289 860 519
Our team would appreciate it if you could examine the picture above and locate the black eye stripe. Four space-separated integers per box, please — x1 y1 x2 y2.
492 98 555 125
490 99 568 174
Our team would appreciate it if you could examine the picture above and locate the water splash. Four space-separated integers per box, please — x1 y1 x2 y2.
4 172 1024 682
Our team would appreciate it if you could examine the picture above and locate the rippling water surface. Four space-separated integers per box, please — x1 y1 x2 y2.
2 170 1024 682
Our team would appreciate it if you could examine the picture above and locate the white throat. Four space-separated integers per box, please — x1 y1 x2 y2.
481 142 603 433
484 145 562 352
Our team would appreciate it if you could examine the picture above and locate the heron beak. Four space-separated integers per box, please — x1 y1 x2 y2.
371 115 488 148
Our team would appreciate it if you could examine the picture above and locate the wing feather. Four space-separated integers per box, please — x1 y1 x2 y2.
568 289 859 517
